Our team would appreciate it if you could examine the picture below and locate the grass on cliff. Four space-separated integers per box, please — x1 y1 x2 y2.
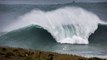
0 46 106 60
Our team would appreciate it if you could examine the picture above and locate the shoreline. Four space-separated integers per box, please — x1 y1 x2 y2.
0 46 106 60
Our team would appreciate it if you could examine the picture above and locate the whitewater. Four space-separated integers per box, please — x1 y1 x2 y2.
3 7 105 44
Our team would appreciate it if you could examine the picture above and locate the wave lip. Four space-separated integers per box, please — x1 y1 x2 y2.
3 7 106 44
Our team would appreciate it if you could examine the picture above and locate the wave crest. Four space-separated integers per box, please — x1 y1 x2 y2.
4 7 104 44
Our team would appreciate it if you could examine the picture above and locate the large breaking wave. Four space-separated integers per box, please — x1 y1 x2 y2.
3 7 105 44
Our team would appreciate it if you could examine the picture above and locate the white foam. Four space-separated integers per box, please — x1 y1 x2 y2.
3 7 104 44
59 35 88 44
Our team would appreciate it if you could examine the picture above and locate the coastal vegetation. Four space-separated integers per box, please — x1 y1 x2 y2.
0 46 106 60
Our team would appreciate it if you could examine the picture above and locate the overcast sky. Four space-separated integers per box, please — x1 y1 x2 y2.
0 0 107 4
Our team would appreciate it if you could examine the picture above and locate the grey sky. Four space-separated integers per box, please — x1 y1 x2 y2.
0 0 107 4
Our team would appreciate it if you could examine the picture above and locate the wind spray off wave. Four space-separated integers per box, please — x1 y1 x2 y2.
4 7 104 44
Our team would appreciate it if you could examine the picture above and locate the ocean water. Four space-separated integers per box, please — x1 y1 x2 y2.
0 3 107 58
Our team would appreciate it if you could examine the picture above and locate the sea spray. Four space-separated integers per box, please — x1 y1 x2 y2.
4 7 103 44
